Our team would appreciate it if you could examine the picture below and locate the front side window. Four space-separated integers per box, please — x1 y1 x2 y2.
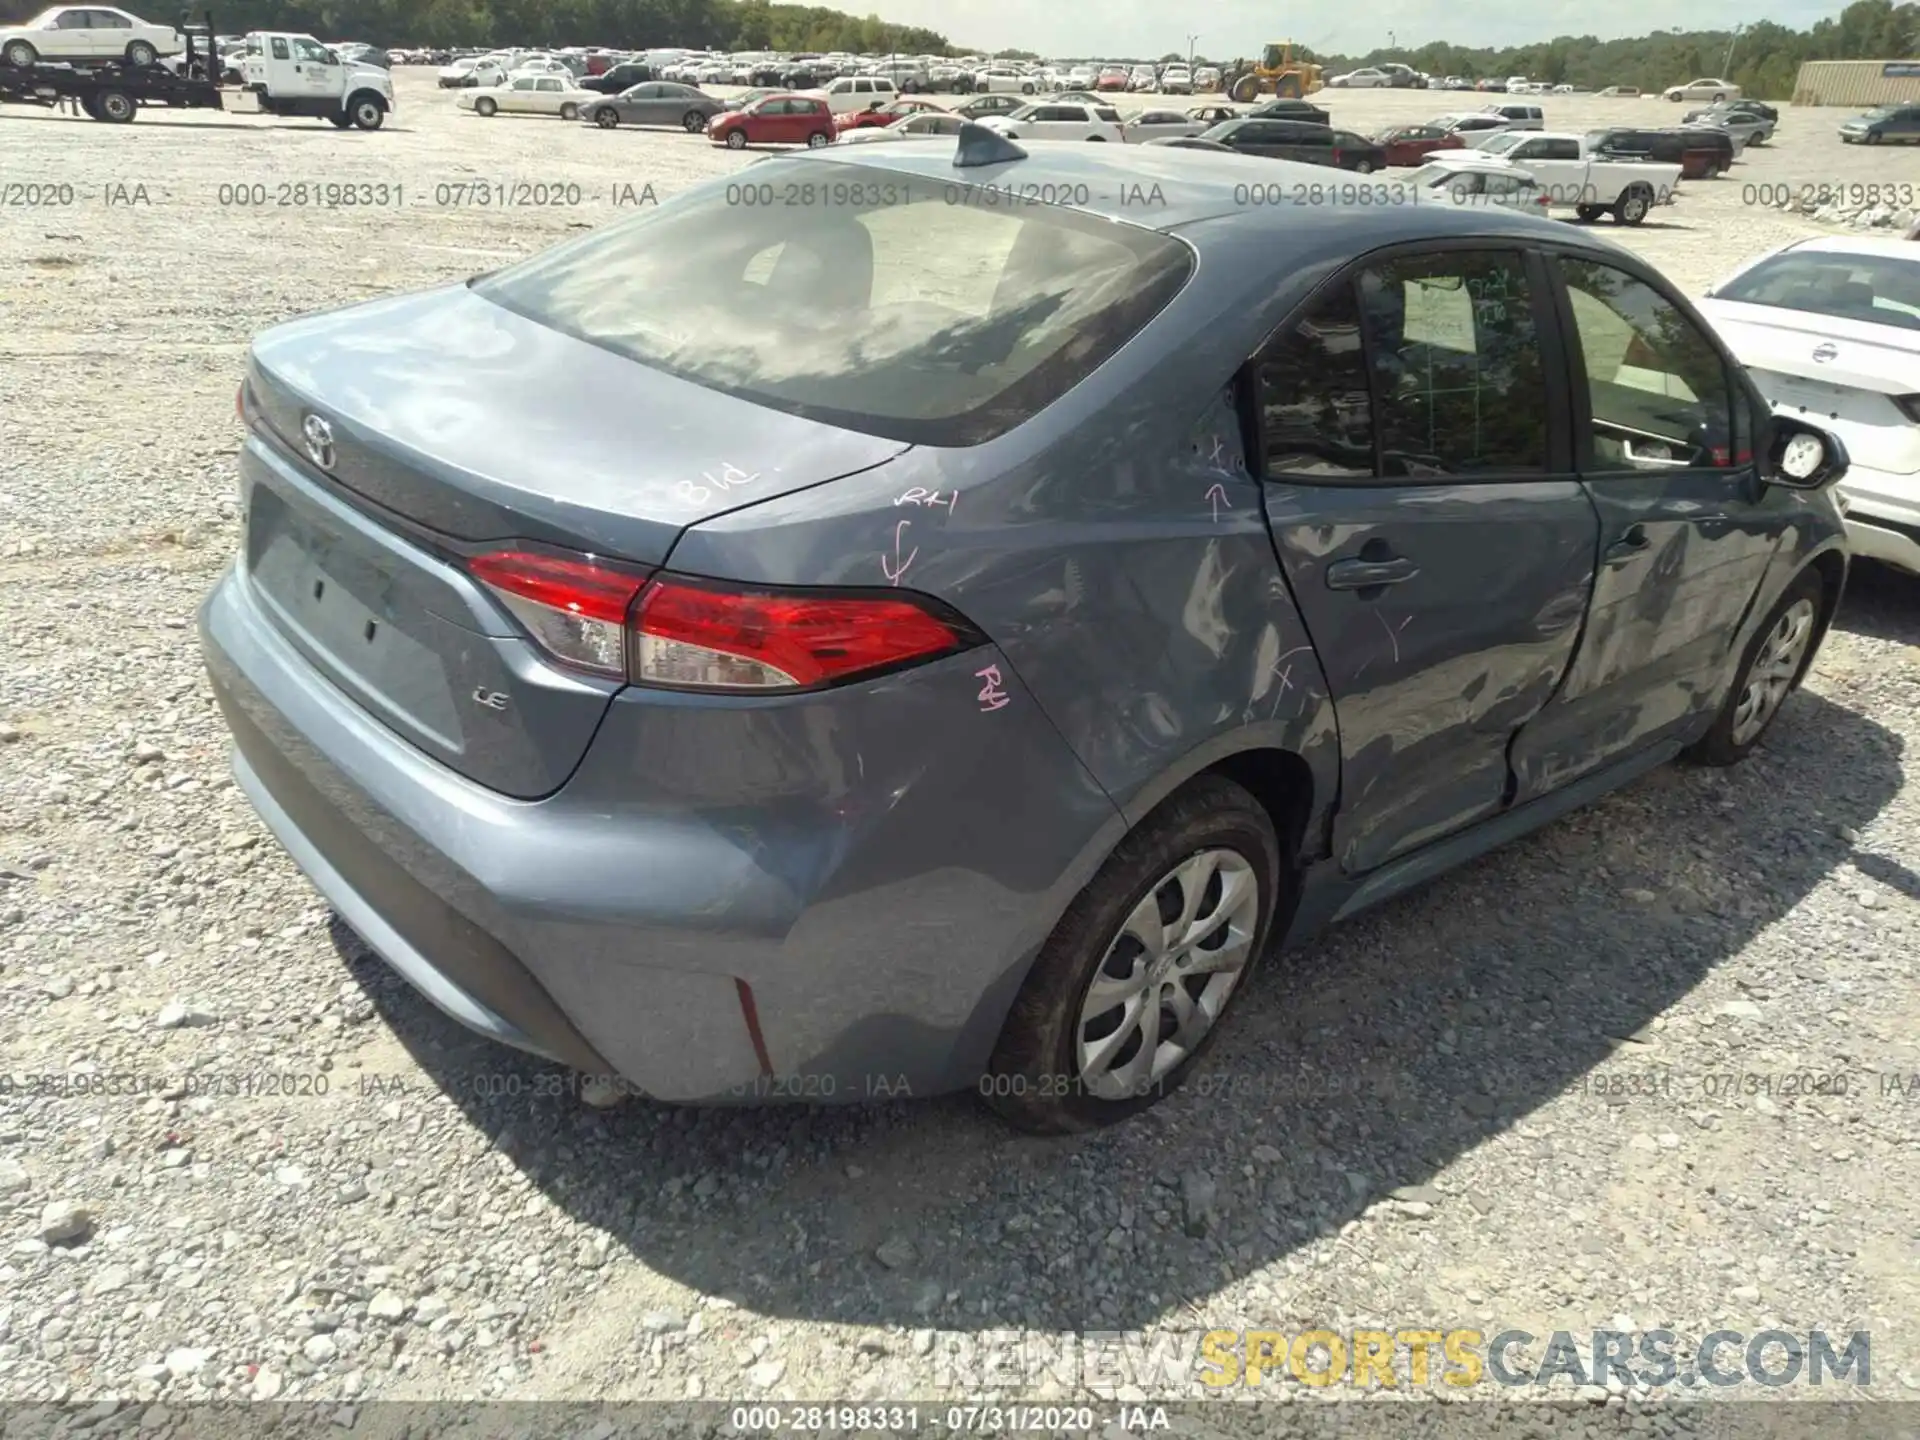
1356 252 1549 476
475 167 1193 446
294 39 332 64
1557 257 1736 469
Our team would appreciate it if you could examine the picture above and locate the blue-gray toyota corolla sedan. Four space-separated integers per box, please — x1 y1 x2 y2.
200 127 1852 1133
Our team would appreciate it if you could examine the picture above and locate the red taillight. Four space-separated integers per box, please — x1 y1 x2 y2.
468 549 650 679
630 574 971 691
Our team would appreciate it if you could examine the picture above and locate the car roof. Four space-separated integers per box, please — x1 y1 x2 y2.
757 139 1591 241
1779 236 1920 261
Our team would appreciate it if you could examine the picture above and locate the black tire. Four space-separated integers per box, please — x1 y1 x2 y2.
559 101 579 121
983 775 1286 1135
1231 75 1260 103
1685 568 1826 766
348 94 384 129
327 113 351 128
94 89 136 123
1713 91 1726 101
1086 134 1105 141
681 109 705 132
596 106 619 128
724 128 746 149
1614 186 1650 224
1867 130 1882 145
79 93 103 119
1021 82 1034 94
1276 75 1302 99
3 38 38 67
474 96 496 116
1352 159 1374 173
806 130 829 147
125 39 158 67
1575 203 1606 222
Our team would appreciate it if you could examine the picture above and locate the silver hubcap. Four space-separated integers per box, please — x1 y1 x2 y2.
1075 849 1259 1100
1731 598 1815 745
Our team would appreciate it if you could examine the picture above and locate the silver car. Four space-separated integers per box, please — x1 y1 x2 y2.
581 80 724 131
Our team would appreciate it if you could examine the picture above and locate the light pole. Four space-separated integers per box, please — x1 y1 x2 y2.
1723 23 1742 79
1186 32 1198 69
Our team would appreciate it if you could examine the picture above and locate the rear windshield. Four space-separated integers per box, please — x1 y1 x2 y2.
1717 251 1920 330
473 160 1193 446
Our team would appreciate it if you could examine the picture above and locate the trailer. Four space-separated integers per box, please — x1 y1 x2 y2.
0 12 391 128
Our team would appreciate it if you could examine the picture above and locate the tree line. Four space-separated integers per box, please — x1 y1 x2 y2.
1 0 1911 98
1309 0 1917 100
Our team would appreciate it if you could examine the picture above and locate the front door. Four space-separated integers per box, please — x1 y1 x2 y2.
1256 246 1598 873
1508 251 1781 800
289 37 339 101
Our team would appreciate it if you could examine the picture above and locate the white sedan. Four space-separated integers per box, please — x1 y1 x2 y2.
980 101 1124 142
459 73 598 118
0 5 181 67
837 110 967 143
1333 67 1393 88
1121 108 1206 142
1664 76 1740 102
1701 237 1920 576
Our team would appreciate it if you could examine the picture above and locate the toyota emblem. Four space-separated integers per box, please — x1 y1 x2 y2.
1811 342 1838 363
302 414 336 470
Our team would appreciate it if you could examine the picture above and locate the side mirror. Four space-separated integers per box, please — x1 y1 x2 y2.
1762 413 1849 490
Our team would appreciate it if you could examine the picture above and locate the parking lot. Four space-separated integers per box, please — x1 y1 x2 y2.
2 66 1919 1412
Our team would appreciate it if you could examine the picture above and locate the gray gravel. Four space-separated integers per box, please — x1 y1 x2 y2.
2 70 1918 1411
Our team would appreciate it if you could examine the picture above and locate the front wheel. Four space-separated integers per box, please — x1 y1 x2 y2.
681 109 705 132
348 94 385 129
474 96 496 116
595 106 619 128
1866 130 1883 145
1685 569 1825 765
724 128 746 148
982 775 1284 1134
125 39 158 66
2 38 38 67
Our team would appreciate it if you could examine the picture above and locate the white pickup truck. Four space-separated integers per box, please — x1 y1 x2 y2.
238 31 393 128
1472 129 1681 225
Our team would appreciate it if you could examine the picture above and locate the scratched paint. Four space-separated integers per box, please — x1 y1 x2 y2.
975 664 1010 711
677 463 760 507
893 488 958 513
881 518 916 586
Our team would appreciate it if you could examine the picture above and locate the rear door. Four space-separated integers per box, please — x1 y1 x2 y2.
1508 248 1781 798
1255 244 1597 873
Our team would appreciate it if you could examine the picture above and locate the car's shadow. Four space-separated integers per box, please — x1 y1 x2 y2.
334 685 1904 1334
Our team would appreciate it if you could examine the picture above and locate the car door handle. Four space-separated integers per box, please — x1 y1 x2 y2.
1603 526 1650 565
1326 556 1419 589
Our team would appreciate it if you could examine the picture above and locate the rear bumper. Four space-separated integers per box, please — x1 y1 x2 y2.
199 561 1120 1103
1838 463 1920 575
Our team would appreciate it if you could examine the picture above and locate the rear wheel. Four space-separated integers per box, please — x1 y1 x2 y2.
94 88 136 122
1276 75 1302 99
559 101 579 121
1614 186 1651 224
806 129 829 147
1685 569 1825 765
1351 158 1374 173
125 39 158 66
983 775 1285 1135
681 109 705 131
474 95 496 116
595 106 619 128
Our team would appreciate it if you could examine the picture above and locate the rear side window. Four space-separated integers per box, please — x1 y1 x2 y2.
474 165 1194 446
1255 285 1374 479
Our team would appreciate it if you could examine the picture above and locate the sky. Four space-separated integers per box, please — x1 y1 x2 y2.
865 0 1847 56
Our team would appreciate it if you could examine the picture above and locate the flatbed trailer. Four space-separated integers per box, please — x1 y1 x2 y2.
0 12 220 121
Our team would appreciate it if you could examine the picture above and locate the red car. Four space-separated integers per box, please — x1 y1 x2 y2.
1376 123 1465 166
708 93 835 149
835 97 944 132
1095 68 1130 92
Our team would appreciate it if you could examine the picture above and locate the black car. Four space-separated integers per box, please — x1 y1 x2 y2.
1589 126 1735 179
747 63 787 86
1204 118 1387 172
1144 135 1236 151
1246 97 1330 125
782 64 828 88
581 61 657 94
954 92 1023 119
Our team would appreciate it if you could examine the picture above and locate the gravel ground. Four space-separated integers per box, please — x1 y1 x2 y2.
2 70 1919 1416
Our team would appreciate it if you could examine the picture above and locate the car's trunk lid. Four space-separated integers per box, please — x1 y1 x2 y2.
239 284 909 797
